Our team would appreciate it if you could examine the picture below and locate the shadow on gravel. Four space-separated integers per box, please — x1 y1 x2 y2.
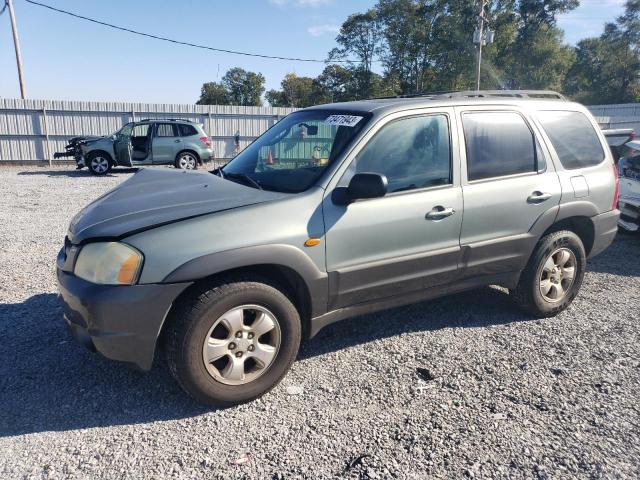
0 237 629 437
0 293 209 438
300 286 527 361
588 232 640 277
17 168 139 177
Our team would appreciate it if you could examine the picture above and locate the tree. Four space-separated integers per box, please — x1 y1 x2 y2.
564 1 640 104
196 68 266 106
266 73 317 108
329 9 385 97
222 68 266 106
313 64 355 103
196 82 229 105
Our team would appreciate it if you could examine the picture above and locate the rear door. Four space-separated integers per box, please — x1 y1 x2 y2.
152 123 181 164
455 106 562 277
323 109 464 309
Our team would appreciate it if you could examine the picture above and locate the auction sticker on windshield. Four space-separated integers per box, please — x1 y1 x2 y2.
325 115 363 127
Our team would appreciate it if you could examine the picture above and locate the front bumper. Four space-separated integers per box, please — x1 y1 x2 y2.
589 209 621 258
57 267 191 370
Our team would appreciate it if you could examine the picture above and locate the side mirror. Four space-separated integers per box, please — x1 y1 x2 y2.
346 173 388 202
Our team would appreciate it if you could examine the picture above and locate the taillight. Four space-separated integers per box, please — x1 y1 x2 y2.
612 162 620 210
199 136 211 148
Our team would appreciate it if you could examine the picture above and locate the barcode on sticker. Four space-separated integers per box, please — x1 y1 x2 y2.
325 115 363 127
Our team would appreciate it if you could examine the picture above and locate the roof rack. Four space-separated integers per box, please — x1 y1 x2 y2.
374 90 567 101
138 118 196 123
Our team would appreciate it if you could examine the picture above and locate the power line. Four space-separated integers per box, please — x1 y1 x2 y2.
24 0 352 64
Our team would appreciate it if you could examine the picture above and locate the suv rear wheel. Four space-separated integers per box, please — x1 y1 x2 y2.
165 277 301 406
175 151 198 170
87 152 112 175
512 230 586 317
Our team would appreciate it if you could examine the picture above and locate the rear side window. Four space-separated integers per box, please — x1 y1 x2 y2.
537 111 605 169
178 124 198 136
156 123 177 137
462 112 538 181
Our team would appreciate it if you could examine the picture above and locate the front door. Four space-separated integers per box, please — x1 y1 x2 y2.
455 107 562 276
323 110 463 309
152 123 181 164
113 123 133 167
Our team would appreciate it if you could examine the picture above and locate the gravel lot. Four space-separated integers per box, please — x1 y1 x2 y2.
0 165 639 479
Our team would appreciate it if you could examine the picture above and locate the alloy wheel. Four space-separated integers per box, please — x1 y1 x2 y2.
539 247 577 303
91 156 109 174
178 153 197 170
202 305 281 385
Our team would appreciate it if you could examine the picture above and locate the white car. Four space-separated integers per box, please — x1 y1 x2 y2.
618 140 640 232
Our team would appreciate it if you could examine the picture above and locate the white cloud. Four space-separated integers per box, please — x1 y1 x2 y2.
307 24 340 37
269 0 333 7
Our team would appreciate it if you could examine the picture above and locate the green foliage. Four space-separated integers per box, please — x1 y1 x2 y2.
196 68 265 106
200 1 640 107
564 1 640 104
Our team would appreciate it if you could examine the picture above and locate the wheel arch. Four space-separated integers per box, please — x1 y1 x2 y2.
159 244 328 342
87 149 114 164
175 149 201 164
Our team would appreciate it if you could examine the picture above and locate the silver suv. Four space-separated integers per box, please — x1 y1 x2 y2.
57 91 620 405
79 119 213 175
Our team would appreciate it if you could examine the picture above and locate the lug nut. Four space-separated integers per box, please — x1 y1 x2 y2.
248 345 255 352
228 343 236 350
247 332 254 339
235 331 243 338
235 351 243 358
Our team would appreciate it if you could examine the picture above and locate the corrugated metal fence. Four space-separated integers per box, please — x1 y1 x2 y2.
2 99 640 163
0 98 296 163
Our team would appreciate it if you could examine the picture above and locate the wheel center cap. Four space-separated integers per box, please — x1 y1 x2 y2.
236 337 251 352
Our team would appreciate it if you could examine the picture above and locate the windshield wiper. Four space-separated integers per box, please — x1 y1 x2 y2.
223 172 263 190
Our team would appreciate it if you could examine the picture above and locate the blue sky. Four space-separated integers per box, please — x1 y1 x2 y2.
0 0 628 104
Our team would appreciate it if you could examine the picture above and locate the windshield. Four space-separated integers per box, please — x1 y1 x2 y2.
221 110 370 193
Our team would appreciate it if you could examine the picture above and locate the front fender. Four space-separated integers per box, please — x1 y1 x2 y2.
163 244 329 318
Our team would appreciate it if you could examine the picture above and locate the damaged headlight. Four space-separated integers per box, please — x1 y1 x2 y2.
74 242 143 285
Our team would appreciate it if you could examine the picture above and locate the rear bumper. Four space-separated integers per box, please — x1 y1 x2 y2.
57 268 191 370
589 209 621 258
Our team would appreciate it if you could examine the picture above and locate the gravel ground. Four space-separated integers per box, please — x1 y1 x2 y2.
0 165 639 480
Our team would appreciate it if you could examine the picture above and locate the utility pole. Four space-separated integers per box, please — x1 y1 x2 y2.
474 0 487 91
7 0 27 99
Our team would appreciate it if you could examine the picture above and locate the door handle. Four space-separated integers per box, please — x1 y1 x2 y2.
527 191 552 203
174 139 182 143
425 206 456 220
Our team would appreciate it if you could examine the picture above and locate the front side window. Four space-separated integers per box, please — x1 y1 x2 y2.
340 114 451 193
221 110 370 193
116 123 133 138
537 110 605 169
132 124 149 137
463 111 538 181
156 123 177 137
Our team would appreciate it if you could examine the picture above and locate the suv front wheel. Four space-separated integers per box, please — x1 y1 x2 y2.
87 152 112 176
165 277 301 406
512 230 586 317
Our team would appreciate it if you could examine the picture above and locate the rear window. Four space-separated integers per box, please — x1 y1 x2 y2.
537 111 605 169
178 124 198 136
462 111 538 181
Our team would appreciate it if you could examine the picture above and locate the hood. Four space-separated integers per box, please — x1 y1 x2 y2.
69 135 104 143
67 168 288 243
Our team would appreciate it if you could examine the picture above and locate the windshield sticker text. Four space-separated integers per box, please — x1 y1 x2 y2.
325 115 363 127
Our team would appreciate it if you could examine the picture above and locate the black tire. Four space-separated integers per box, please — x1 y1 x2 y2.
86 152 112 176
175 151 199 170
511 230 586 318
164 276 301 406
